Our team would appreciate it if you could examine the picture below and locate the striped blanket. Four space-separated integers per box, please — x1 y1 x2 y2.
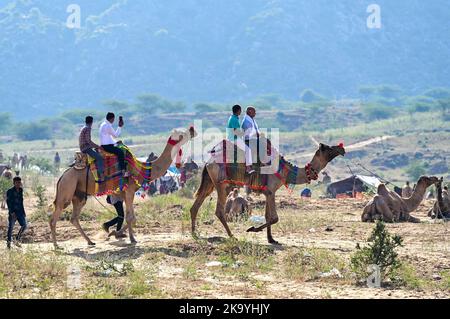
88 144 152 196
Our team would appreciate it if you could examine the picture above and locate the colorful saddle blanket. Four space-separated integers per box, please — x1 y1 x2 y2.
88 144 152 196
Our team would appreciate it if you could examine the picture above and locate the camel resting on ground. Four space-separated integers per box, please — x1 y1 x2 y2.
362 176 440 223
224 188 250 222
428 178 450 219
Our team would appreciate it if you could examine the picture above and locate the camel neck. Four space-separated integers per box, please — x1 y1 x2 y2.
150 142 180 180
293 155 323 185
404 182 428 211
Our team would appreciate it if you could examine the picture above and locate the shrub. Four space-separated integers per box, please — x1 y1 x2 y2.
16 122 52 141
0 176 13 203
405 161 427 181
351 221 403 285
362 103 396 120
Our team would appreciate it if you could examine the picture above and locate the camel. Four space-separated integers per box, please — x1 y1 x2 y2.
362 176 440 223
428 178 450 219
1 167 13 209
49 126 197 248
224 188 250 222
190 142 345 244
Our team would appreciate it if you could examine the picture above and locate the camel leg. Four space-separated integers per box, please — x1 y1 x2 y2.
265 195 280 244
214 184 233 238
373 196 395 222
190 187 214 234
122 190 137 244
71 197 95 246
190 167 215 234
246 193 280 243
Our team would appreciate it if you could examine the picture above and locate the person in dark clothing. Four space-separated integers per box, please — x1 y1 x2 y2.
102 194 127 239
79 116 104 180
6 176 27 249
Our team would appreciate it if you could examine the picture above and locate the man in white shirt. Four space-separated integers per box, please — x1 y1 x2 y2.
100 112 130 178
241 106 261 174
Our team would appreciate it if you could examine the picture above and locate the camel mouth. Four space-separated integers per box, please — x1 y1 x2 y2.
334 146 346 157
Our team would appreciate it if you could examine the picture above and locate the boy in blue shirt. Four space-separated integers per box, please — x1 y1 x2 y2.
226 105 254 174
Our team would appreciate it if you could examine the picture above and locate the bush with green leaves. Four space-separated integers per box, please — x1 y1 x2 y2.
0 176 13 201
351 221 403 285
28 157 55 175
405 161 427 181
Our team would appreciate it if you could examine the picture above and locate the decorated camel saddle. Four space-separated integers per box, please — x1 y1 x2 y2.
72 144 153 196
209 138 288 191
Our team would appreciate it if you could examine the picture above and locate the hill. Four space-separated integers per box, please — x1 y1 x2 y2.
1 0 450 118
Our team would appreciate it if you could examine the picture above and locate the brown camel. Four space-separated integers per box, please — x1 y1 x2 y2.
1 167 13 209
49 127 196 248
224 188 250 222
190 142 345 244
362 176 440 223
428 178 450 219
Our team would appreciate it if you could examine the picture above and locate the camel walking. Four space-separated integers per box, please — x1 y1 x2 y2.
362 176 440 223
49 127 196 248
190 143 345 244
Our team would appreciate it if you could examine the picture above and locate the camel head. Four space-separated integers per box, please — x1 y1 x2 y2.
169 126 198 146
417 176 440 188
312 143 346 169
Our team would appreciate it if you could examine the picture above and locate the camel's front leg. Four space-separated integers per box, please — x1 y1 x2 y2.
247 194 280 244
72 197 95 246
123 191 137 244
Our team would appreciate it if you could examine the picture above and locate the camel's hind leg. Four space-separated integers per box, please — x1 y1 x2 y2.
214 184 233 238
117 190 137 244
190 186 214 234
190 167 215 234
71 197 95 246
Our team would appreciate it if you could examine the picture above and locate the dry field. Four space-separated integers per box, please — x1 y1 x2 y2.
0 182 449 299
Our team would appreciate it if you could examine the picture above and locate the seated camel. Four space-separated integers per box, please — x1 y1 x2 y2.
428 178 450 219
224 188 251 222
362 176 439 223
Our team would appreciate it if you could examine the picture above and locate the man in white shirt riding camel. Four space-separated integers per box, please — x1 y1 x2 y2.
241 106 261 174
99 112 130 178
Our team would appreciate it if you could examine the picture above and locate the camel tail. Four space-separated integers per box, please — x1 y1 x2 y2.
195 166 214 199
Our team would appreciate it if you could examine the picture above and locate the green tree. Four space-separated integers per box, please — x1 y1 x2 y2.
438 99 450 116
16 122 52 141
194 103 215 113
377 85 402 99
351 221 403 285
0 112 12 134
406 162 427 181
300 89 325 103
423 87 450 100
358 86 378 100
362 103 396 120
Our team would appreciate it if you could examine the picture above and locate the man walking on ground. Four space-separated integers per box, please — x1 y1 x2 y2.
102 194 127 239
6 176 27 249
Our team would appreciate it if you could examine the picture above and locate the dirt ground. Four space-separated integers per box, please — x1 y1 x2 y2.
0 190 448 299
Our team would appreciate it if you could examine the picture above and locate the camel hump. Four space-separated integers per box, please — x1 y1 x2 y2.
377 184 389 196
